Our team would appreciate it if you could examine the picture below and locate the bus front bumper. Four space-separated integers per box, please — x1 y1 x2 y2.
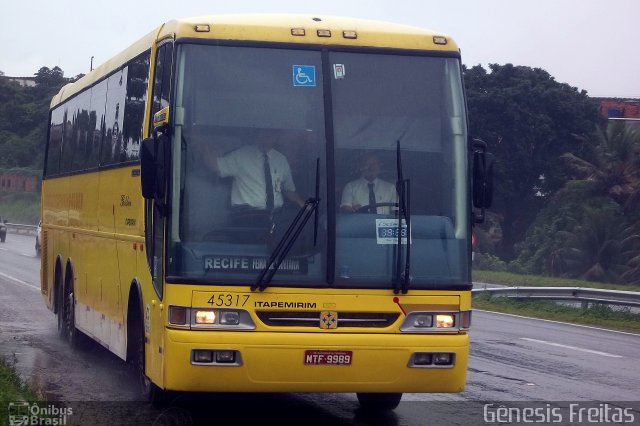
163 329 469 393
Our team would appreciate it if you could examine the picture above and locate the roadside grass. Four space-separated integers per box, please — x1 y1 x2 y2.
0 192 40 225
473 269 640 293
472 291 640 333
0 357 43 424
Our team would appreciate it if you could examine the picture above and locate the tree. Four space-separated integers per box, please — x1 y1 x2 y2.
464 64 600 260
513 122 640 284
549 201 632 282
0 66 69 170
34 66 66 89
561 122 640 216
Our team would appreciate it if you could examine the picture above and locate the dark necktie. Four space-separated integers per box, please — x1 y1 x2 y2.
368 182 376 213
264 153 274 210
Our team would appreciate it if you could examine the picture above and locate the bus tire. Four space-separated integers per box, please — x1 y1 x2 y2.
55 264 66 341
356 393 402 411
63 269 83 349
128 294 167 405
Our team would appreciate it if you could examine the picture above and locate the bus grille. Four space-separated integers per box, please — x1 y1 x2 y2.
256 311 400 328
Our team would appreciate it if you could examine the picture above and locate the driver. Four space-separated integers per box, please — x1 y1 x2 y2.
340 152 397 214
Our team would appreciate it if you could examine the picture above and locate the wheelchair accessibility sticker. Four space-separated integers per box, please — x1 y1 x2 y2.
293 65 316 87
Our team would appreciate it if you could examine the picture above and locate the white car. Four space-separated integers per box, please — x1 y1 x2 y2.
35 221 41 256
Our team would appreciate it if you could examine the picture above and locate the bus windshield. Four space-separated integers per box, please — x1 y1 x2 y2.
167 43 469 289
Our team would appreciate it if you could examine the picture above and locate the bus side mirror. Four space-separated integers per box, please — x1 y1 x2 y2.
472 138 494 223
140 137 156 199
140 134 168 200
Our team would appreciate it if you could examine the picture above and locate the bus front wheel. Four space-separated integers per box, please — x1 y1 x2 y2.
129 308 167 405
356 393 402 411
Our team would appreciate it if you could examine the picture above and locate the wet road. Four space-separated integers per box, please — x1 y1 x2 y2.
1 234 640 425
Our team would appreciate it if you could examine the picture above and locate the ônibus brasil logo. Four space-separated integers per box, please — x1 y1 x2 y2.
8 402 73 426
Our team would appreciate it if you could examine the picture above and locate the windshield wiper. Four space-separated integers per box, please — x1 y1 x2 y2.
252 159 321 292
394 141 411 294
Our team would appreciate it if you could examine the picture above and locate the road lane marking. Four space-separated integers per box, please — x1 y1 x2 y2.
474 309 640 337
520 337 623 358
0 271 39 291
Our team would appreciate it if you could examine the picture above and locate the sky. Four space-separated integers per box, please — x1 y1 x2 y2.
2 0 638 98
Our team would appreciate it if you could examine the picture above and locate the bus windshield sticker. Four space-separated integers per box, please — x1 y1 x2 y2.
333 64 345 79
292 65 316 87
375 219 412 245
204 255 307 274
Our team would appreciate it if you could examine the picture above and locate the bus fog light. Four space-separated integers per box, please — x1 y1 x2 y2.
413 352 433 365
169 306 188 325
433 353 454 365
193 349 213 363
220 311 240 325
195 310 216 324
435 314 454 328
413 314 433 328
215 350 236 363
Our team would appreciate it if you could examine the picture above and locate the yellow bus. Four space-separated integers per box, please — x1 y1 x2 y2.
41 14 492 409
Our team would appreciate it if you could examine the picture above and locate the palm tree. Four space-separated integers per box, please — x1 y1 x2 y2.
549 203 634 282
551 122 640 283
561 122 640 215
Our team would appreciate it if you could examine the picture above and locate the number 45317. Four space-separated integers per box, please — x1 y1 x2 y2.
207 293 250 307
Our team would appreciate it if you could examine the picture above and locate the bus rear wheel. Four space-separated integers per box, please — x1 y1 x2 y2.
63 278 83 349
356 393 402 411
56 270 66 340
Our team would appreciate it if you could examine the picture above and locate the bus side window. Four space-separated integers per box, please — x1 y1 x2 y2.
101 69 127 167
150 42 173 128
45 107 65 177
121 51 150 162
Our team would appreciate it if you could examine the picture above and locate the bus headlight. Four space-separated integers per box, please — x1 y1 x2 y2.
400 311 466 332
219 311 240 325
412 314 433 328
191 308 256 330
169 307 256 330
195 310 216 324
435 314 455 328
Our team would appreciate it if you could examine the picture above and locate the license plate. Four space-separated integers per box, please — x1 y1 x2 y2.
304 350 352 365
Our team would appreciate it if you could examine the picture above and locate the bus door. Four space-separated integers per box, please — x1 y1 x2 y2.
144 40 174 385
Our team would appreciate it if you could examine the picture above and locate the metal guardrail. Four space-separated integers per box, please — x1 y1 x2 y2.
5 223 38 235
2 224 639 308
472 286 640 308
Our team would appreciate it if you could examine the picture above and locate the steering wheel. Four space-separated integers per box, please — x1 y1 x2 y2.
355 202 399 213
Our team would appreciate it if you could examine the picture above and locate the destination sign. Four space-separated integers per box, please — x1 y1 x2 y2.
375 218 412 245
204 255 307 274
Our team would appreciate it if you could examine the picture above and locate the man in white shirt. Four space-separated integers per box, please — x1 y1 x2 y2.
206 132 304 226
340 152 397 214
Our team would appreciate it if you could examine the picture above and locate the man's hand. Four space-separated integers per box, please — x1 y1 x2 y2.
340 204 361 213
202 144 219 173
285 191 305 208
